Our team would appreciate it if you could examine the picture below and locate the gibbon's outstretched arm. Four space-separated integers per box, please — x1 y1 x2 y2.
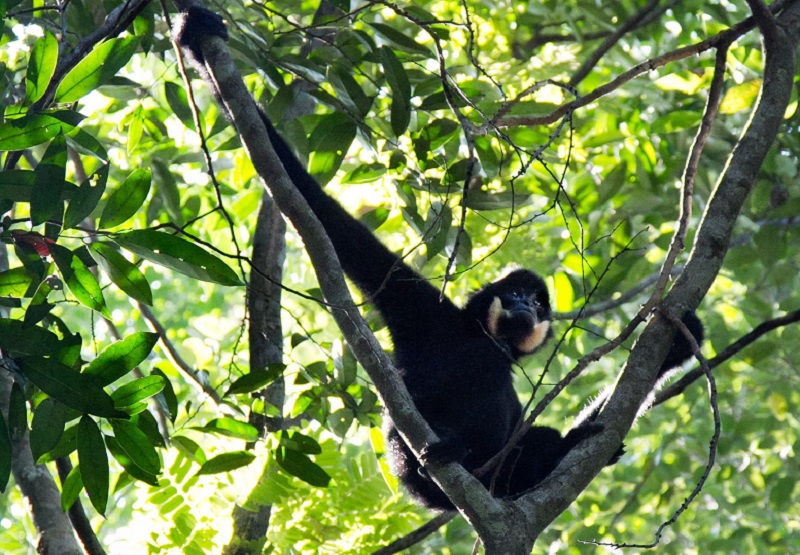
174 7 461 341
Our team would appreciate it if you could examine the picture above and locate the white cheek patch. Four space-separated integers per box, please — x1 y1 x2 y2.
516 320 550 353
487 297 504 336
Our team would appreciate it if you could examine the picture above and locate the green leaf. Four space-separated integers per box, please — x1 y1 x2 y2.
276 448 331 487
0 319 61 356
111 375 165 409
0 114 77 151
30 398 67 463
164 81 194 130
152 369 178 422
195 418 259 442
224 364 284 397
115 230 242 286
105 436 159 486
342 163 387 184
26 32 58 103
327 67 373 118
99 168 151 229
110 419 161 476
55 36 139 103
0 267 35 298
308 113 357 184
31 132 67 225
0 410 11 493
38 424 79 463
60 464 83 512
17 357 124 418
84 332 159 386
89 242 153 305
371 23 432 57
280 431 322 455
49 244 108 316
77 416 109 515
380 47 411 137
172 436 206 465
196 451 256 476
64 164 108 229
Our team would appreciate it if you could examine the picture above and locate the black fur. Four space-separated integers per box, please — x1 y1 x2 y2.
174 8 704 511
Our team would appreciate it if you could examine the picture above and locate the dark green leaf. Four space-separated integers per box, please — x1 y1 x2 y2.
17 357 125 418
308 113 357 184
84 332 159 386
55 36 139 103
276 448 331 487
172 435 206 465
60 464 83 512
380 47 411 137
224 364 284 397
26 32 58 103
164 81 195 130
77 416 109 515
105 436 159 486
371 23 432 57
280 431 322 455
0 319 60 356
195 418 259 442
327 67 372 118
152 369 178 422
30 398 67 463
31 132 67 225
0 410 11 493
89 242 153 305
110 419 161 475
7 382 27 442
0 114 77 151
99 169 152 229
115 230 242 286
49 244 107 316
196 451 256 476
64 164 108 229
111 375 165 409
38 424 78 462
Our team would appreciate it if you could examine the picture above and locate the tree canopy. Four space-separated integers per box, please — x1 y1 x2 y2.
1 0 799 553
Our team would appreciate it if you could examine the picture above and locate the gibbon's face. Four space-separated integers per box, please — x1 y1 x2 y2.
482 269 552 355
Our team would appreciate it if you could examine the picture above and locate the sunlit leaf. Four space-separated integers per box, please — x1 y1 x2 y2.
195 418 259 442
49 244 107 316
60 464 83 512
26 32 58 103
84 332 159 386
0 267 35 298
89 242 153 305
55 36 139 103
115 230 242 286
0 114 77 151
111 375 165 409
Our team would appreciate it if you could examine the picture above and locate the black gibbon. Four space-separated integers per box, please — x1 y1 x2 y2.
174 7 703 512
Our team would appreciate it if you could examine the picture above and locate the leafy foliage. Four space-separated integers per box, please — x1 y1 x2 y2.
0 0 798 554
